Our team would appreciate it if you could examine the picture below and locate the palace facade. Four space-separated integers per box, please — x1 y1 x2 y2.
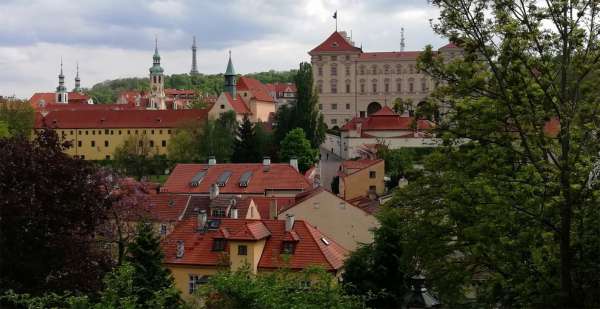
309 31 461 127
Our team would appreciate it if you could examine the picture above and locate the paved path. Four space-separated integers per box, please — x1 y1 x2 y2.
318 147 342 191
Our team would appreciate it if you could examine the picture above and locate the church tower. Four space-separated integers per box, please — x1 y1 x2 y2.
190 36 199 75
55 59 68 104
73 62 82 93
149 37 166 110
224 51 236 97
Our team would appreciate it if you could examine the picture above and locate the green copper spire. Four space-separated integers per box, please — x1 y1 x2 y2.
224 50 236 97
225 50 235 75
74 62 81 92
150 37 164 75
56 58 66 93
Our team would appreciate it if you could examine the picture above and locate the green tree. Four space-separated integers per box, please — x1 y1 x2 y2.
113 134 161 180
125 222 181 308
0 120 9 138
232 115 262 163
278 128 318 173
376 0 600 307
0 99 35 138
194 265 363 309
197 112 236 162
168 127 201 163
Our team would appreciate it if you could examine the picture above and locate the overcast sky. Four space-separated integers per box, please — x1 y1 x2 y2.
0 0 447 99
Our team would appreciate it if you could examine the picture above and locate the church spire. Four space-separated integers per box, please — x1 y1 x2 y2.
190 36 199 75
56 58 68 103
224 50 236 98
149 37 166 110
74 62 81 92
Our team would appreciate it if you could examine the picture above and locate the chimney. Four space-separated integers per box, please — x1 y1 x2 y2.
289 157 299 172
285 214 295 232
263 156 271 172
197 210 207 231
176 240 185 258
230 207 238 219
209 183 219 200
208 156 216 166
269 199 278 219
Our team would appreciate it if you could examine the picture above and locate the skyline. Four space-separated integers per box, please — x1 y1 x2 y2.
0 0 447 99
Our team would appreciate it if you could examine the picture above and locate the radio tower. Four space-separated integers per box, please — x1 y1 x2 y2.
400 27 406 52
190 36 199 75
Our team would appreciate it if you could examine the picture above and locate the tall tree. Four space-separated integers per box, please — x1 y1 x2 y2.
0 129 112 295
232 115 262 163
278 128 318 173
197 112 236 162
274 63 326 149
126 222 181 308
379 0 600 307
113 134 165 180
0 99 34 138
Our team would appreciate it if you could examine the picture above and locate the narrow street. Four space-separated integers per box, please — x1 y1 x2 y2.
319 147 342 191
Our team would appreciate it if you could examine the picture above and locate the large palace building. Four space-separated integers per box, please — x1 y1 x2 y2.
309 31 461 127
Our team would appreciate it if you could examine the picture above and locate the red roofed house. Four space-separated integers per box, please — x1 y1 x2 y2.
162 215 348 298
309 30 462 127
265 82 297 109
339 106 439 159
209 53 276 122
162 158 311 197
34 109 207 160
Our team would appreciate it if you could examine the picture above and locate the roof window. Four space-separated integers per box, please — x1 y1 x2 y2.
239 171 252 187
189 170 207 187
216 171 232 187
321 237 331 246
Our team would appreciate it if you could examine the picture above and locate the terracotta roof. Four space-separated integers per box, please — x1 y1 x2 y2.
163 163 311 195
30 92 92 109
34 109 207 129
184 195 254 219
346 196 380 214
162 218 348 271
237 77 274 102
251 196 297 219
309 31 362 54
341 107 433 132
224 92 251 114
440 42 460 49
280 187 374 216
265 83 297 94
145 194 191 222
358 51 422 60
164 89 195 96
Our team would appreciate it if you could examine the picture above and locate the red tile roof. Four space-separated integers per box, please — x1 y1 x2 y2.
341 106 433 132
30 92 92 109
184 195 254 219
251 196 297 219
224 92 251 114
341 159 383 172
265 83 297 94
34 109 208 129
237 77 275 102
163 163 311 195
309 31 362 54
280 187 375 216
162 218 348 271
346 196 380 214
145 194 191 222
164 89 195 96
440 42 460 49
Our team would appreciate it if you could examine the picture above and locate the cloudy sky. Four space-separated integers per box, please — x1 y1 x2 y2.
0 0 447 99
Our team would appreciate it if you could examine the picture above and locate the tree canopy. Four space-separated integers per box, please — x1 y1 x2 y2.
278 128 318 173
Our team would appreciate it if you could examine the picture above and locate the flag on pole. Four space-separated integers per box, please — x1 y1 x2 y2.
333 11 337 19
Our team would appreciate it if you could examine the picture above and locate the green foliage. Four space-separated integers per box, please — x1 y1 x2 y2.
125 223 181 308
278 128 318 173
194 265 363 309
168 123 202 163
86 71 296 104
113 135 168 180
274 63 326 148
232 115 260 163
377 0 600 307
0 100 35 138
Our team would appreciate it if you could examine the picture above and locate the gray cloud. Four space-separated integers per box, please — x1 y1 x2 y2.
0 0 448 98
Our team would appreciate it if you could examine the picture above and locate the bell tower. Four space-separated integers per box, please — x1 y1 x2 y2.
224 51 236 97
73 62 82 93
55 58 68 104
149 37 166 109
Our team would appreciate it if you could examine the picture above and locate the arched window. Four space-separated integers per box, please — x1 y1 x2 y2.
359 79 366 94
396 79 402 93
331 63 337 76
371 65 377 75
345 79 351 93
367 102 382 115
384 78 390 93
408 78 415 93
330 79 338 94
372 79 378 93
384 65 390 74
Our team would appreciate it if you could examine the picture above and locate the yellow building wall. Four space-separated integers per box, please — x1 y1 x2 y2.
245 201 261 219
209 93 244 122
250 100 275 122
341 161 385 200
228 239 266 273
167 264 220 301
278 191 379 251
52 127 174 161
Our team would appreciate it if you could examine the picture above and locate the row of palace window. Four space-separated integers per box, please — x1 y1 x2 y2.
317 79 429 94
65 129 173 136
319 103 352 110
317 63 419 77
76 139 167 148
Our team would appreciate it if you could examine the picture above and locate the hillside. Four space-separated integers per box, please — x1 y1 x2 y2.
86 70 296 104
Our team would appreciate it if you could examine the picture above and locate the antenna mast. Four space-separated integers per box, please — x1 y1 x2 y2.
400 27 406 52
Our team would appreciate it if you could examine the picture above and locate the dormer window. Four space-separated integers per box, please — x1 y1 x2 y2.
332 42 339 48
212 239 226 251
281 241 296 254
211 208 226 217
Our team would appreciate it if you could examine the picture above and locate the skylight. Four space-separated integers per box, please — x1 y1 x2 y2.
189 170 207 187
239 171 252 187
216 171 232 187
321 237 330 246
